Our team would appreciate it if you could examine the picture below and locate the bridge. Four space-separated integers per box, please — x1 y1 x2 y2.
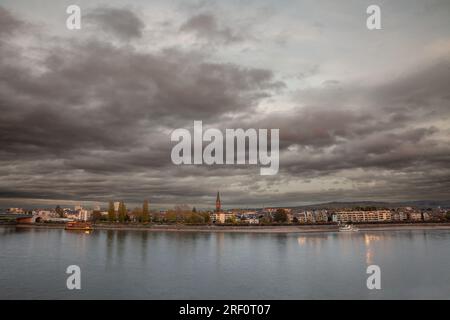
0 213 37 223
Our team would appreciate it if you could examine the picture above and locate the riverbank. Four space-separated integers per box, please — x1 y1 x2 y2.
5 222 450 233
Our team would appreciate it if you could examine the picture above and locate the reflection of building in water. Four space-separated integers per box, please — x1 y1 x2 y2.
366 248 374 265
296 234 329 248
364 234 381 265
297 237 306 246
215 232 225 263
364 234 381 245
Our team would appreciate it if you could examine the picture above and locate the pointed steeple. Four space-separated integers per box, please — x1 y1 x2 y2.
215 191 221 212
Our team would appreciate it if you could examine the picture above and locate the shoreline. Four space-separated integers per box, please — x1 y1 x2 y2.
4 222 450 234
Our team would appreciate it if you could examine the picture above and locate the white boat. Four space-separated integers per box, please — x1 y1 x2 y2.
339 224 359 232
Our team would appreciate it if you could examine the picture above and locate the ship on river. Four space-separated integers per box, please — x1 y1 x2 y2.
65 221 93 231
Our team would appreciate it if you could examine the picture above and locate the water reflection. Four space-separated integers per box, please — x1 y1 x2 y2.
363 234 381 265
3 228 450 299
140 231 148 262
297 233 329 247
105 230 115 269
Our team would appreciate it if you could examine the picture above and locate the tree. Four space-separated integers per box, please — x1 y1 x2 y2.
152 212 160 223
445 211 450 221
132 207 143 222
142 200 150 223
118 201 127 223
108 201 115 222
192 207 197 213
165 210 177 223
225 216 236 224
200 212 210 224
274 209 288 223
260 215 273 225
55 205 64 218
185 213 204 224
92 210 102 222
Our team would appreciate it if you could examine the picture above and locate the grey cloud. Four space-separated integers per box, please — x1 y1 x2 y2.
225 58 450 186
0 37 282 159
85 7 145 40
0 3 449 208
180 13 245 44
374 59 450 116
0 5 284 206
0 6 23 36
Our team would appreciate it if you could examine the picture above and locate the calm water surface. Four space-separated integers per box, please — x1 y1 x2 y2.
1 227 450 299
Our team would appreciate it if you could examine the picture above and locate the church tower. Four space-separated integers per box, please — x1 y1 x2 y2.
215 191 221 212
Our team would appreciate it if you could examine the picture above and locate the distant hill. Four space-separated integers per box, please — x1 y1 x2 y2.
289 200 450 210
230 200 450 211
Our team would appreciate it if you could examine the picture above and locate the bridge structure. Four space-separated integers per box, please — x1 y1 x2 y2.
0 213 38 223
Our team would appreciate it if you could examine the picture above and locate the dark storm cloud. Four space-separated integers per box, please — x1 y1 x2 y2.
0 36 282 159
0 6 283 206
230 58 450 185
374 60 450 115
180 13 245 44
0 6 23 36
0 4 449 208
85 7 145 40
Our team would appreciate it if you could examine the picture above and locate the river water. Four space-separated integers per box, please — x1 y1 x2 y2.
1 226 450 299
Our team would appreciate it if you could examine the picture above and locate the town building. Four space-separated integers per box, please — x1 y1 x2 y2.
392 211 408 221
7 208 25 214
78 209 91 221
408 212 423 221
210 192 234 223
332 210 392 223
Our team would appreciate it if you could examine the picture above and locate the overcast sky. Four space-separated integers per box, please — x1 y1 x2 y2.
0 0 449 209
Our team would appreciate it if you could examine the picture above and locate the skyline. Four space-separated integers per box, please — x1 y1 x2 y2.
2 195 449 212
1 0 450 208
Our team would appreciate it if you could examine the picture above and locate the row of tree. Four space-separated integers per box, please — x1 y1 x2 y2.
154 204 210 224
107 200 150 223
95 201 208 224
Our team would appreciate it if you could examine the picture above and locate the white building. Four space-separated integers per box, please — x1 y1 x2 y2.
8 208 25 214
332 210 392 223
78 209 91 221
211 211 235 223
247 218 259 224
408 212 423 221
392 212 408 221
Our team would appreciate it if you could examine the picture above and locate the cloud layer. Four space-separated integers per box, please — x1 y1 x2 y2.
0 1 449 209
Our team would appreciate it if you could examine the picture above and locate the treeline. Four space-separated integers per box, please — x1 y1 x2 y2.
93 202 210 224
153 205 210 224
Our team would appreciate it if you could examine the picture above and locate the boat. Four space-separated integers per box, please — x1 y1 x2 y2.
65 221 93 231
339 224 359 232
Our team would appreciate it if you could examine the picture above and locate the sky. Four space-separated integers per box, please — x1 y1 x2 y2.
0 0 449 209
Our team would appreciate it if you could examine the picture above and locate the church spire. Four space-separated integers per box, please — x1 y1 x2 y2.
215 191 221 212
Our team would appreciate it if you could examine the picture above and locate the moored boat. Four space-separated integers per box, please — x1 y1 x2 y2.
339 224 359 232
65 221 93 231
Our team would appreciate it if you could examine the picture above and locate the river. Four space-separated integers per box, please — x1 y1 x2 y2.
1 226 449 299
